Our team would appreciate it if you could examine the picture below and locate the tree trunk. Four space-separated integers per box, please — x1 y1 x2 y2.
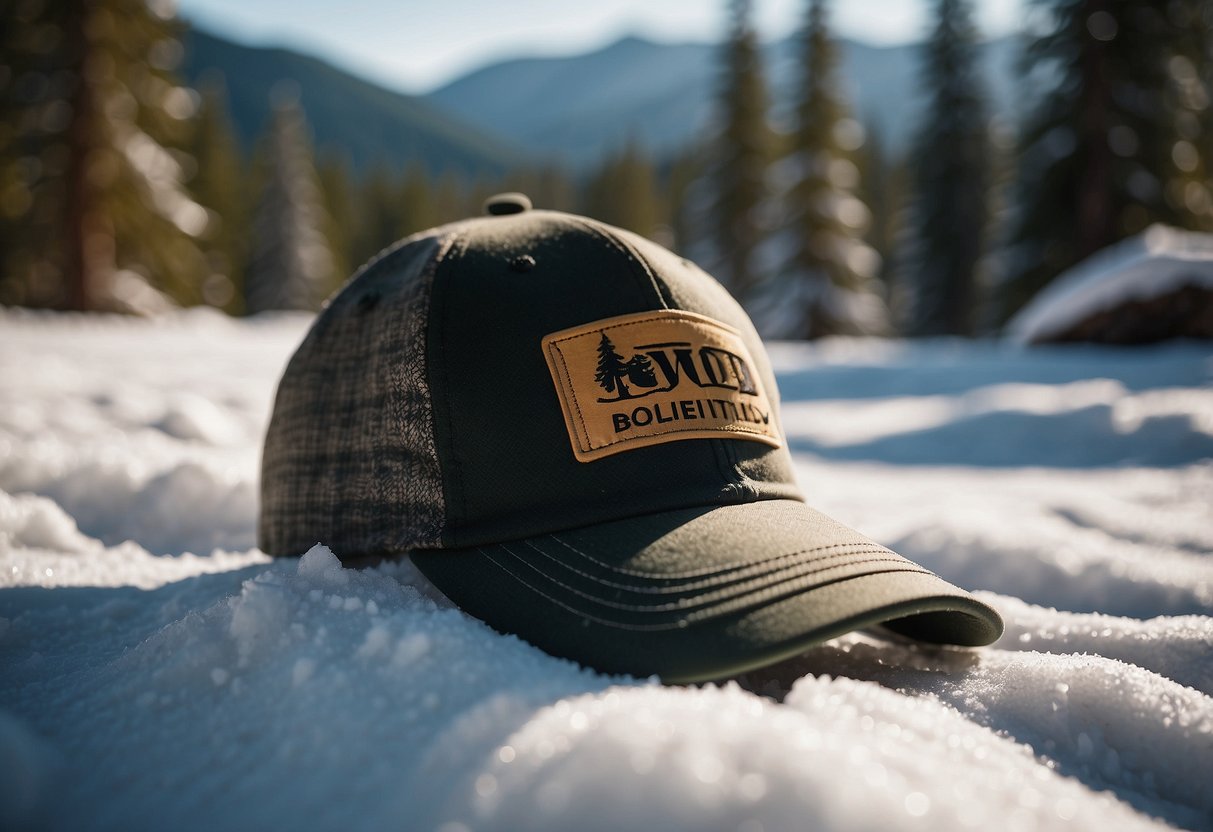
64 0 113 311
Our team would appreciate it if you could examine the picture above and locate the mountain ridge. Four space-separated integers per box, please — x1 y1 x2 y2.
180 24 1026 174
179 26 531 177
428 31 1025 167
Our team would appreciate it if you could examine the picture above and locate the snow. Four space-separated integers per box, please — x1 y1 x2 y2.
1006 224 1213 344
1 310 1211 832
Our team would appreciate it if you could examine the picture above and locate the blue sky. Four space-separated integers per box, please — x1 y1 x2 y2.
175 0 1025 94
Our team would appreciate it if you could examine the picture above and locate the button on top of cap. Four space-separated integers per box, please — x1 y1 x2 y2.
484 192 532 216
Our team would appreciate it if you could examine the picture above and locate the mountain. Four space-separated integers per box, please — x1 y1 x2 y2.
425 36 719 168
179 27 530 177
178 26 1027 176
427 33 1026 168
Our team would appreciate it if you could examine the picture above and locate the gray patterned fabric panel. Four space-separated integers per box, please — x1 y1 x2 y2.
260 231 450 556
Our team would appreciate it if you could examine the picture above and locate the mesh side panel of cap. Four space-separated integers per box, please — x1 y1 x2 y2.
259 232 450 556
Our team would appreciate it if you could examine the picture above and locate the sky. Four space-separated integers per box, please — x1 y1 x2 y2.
174 0 1026 94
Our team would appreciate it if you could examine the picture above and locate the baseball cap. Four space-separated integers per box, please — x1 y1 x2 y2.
259 193 1002 683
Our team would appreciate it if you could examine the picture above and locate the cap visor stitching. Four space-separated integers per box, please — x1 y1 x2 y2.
477 545 936 632
523 537 896 595
547 531 888 581
494 541 926 617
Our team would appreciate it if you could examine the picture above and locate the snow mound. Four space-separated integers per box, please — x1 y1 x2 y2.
0 454 258 556
984 593 1213 696
0 491 96 554
741 632 1213 832
0 486 267 588
456 675 1157 832
154 393 244 445
6 548 1203 831
0 311 281 555
1007 225 1213 344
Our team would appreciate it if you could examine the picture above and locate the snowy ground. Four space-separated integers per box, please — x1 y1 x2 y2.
1 309 1210 832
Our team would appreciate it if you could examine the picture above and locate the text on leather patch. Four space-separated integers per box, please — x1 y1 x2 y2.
542 310 782 462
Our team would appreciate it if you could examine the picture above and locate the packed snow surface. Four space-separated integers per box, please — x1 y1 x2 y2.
1 309 1211 832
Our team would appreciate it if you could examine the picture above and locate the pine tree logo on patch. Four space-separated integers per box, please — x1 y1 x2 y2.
594 333 657 401
543 310 782 462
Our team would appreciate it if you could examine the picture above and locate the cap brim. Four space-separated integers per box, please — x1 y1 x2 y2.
410 500 1002 683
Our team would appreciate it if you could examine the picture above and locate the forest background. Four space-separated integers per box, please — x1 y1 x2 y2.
1 0 1210 338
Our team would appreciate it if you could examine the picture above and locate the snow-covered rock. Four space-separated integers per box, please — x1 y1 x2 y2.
1007 224 1213 345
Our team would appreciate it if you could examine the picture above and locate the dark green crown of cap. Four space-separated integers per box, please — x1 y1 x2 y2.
260 201 801 558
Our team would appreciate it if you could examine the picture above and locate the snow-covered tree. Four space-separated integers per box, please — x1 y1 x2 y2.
856 120 908 309
190 76 247 311
997 0 1213 323
0 0 209 311
903 0 991 336
683 0 774 300
244 95 334 314
755 0 888 338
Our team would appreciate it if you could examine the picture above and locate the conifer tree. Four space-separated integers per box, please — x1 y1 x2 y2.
495 165 576 214
904 0 991 336
664 148 704 254
244 95 334 314
190 76 247 311
351 161 404 268
760 0 888 338
398 161 435 238
429 170 466 227
685 0 773 300
998 0 1213 322
583 140 661 237
856 121 906 301
316 153 357 284
532 165 577 213
595 333 631 400
0 0 208 311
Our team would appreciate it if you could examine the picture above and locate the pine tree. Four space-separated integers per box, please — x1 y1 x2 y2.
664 147 704 254
904 0 991 336
398 161 435 238
532 165 577 213
351 160 403 268
759 0 888 338
494 165 576 214
684 0 773 300
0 0 209 311
316 153 357 285
429 170 466 227
244 95 334 314
583 140 661 237
856 121 906 303
189 75 247 311
997 0 1213 323
594 333 631 400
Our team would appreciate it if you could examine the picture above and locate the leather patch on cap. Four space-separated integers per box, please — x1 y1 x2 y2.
542 310 782 462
